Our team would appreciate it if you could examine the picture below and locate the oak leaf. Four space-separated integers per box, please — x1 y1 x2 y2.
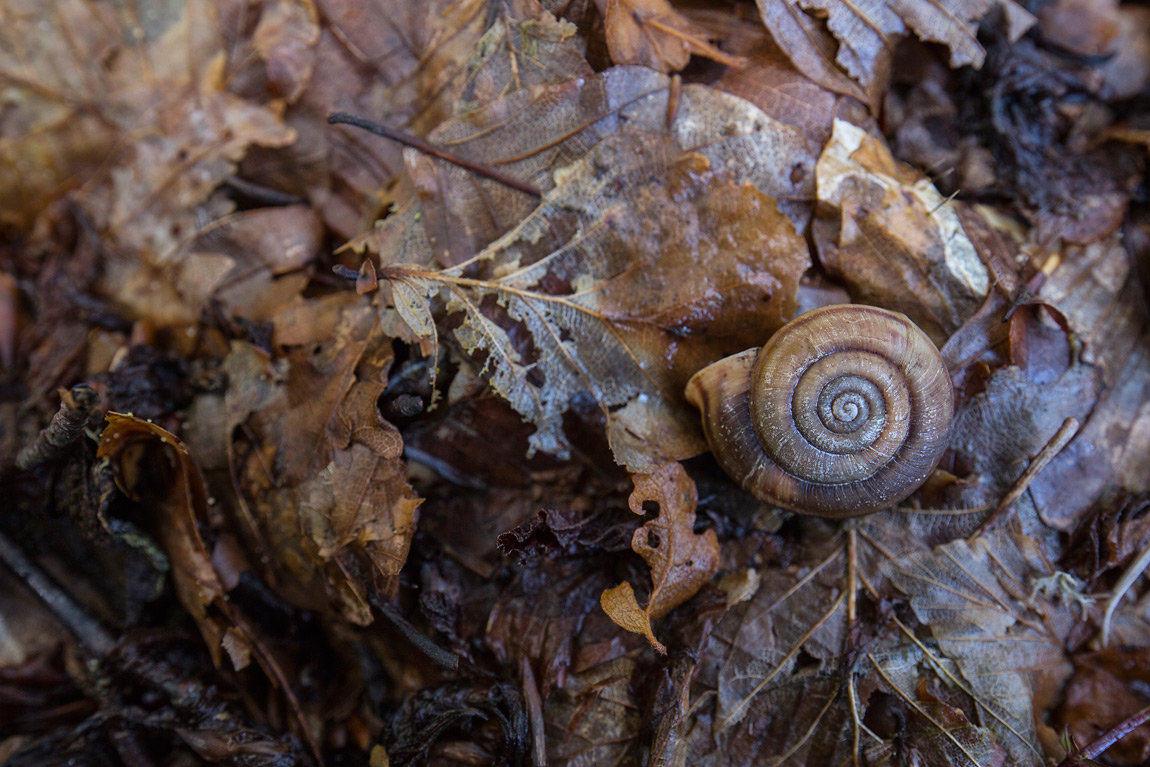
600 463 719 654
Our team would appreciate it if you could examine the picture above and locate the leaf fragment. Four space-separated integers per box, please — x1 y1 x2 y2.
602 0 746 73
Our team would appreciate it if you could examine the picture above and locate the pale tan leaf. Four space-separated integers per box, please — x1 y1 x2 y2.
813 119 989 344
600 581 665 654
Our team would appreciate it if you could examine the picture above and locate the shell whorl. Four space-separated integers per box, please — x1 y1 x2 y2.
685 304 953 518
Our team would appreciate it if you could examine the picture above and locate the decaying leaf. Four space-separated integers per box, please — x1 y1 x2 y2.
755 0 1035 108
386 130 809 470
372 64 817 268
600 463 718 654
883 529 1074 766
814 119 989 345
224 301 420 621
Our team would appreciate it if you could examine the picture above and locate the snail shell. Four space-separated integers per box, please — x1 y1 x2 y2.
685 304 953 518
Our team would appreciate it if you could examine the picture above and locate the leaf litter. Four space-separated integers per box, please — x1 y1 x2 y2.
1 0 1149 766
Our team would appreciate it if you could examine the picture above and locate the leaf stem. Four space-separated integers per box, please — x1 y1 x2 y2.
328 112 542 199
971 417 1078 538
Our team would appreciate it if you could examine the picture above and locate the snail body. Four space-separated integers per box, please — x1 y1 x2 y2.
685 304 952 518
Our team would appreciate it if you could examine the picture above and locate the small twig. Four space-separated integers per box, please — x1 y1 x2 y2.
1056 705 1150 766
369 591 460 672
1101 541 1150 647
222 175 308 207
927 188 961 217
521 657 547 767
0 530 115 657
972 417 1079 538
328 112 542 199
17 383 102 470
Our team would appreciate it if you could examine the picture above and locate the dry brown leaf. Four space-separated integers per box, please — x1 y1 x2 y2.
1026 237 1150 530
300 0 578 241
712 34 870 147
600 0 745 73
224 301 419 618
754 0 1034 110
97 413 238 668
387 132 809 470
543 656 642 765
600 463 719 654
687 509 1073 766
371 65 817 268
1057 647 1150 764
883 529 1075 766
813 120 990 345
252 0 321 103
0 0 298 327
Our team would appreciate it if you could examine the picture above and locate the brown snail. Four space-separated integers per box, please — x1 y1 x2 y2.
685 304 953 518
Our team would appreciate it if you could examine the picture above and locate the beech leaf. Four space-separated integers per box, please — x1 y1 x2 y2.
386 129 808 470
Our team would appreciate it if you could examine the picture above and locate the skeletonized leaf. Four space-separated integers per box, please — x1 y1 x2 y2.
384 132 808 469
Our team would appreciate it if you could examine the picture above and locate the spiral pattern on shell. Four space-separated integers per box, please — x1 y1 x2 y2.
685 304 953 518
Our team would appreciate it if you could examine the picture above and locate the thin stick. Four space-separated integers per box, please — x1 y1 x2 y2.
1101 541 1150 647
369 592 459 672
521 657 547 767
17 383 102 470
328 112 542 199
972 417 1078 538
0 530 115 657
1057 705 1150 766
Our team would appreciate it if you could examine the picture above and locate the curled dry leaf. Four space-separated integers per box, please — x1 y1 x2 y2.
600 463 719 654
814 119 989 345
599 0 746 73
388 131 809 470
96 413 245 669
